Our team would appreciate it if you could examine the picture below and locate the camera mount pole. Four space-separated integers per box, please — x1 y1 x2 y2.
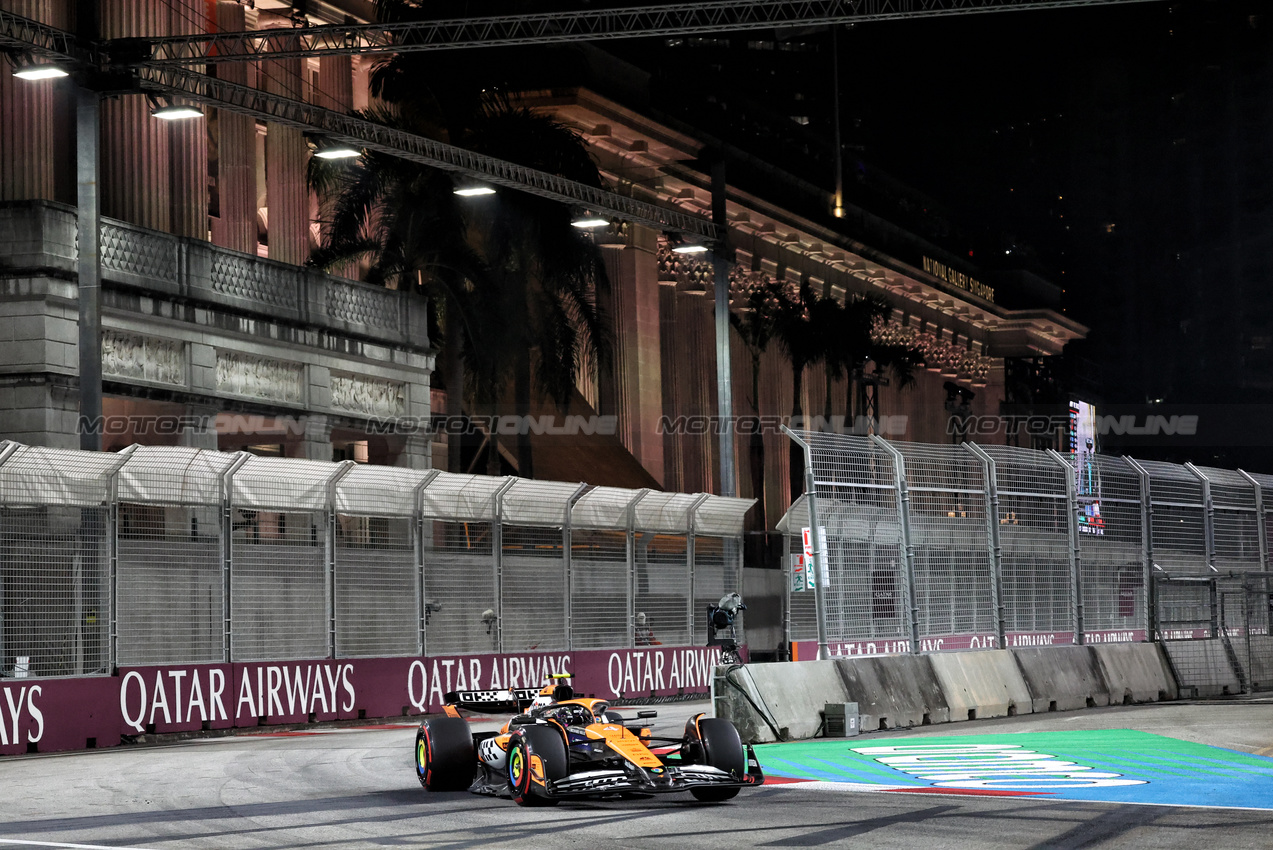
782 426 830 661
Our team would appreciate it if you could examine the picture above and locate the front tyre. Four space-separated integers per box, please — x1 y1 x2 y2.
416 717 475 791
508 726 568 807
690 718 745 802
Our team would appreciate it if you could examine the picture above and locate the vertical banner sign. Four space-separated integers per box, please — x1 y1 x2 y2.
801 526 829 589
1069 400 1104 535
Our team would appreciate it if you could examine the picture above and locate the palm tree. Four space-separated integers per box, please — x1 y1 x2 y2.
773 282 830 498
309 107 487 474
728 270 794 526
457 104 611 479
821 294 922 432
772 288 922 497
311 7 611 478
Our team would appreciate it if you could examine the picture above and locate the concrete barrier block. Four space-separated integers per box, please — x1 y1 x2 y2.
1012 645 1111 712
713 660 850 743
835 655 949 731
930 650 1032 720
1093 643 1178 703
1160 640 1241 697
1247 636 1273 691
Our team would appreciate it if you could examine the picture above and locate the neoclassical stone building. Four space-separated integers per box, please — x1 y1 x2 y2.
0 0 1083 521
525 88 1084 524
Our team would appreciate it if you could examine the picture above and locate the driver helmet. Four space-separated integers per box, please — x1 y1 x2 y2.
556 703 594 728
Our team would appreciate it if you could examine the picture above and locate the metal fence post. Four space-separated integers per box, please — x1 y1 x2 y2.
219 452 250 663
781 426 830 661
413 469 441 657
491 478 517 654
1237 470 1267 573
871 435 920 655
1048 448 1084 645
965 443 1005 650
0 441 16 671
1124 457 1155 639
324 461 357 659
104 444 138 674
686 494 710 647
563 483 590 652
1186 463 1218 574
626 489 650 650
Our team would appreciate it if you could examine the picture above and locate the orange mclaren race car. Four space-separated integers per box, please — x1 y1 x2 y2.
413 674 764 806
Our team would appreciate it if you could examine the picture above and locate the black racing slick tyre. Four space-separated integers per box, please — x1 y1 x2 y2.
508 725 568 807
690 718 745 802
415 717 475 792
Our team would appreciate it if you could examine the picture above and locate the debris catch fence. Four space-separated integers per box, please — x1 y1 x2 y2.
779 432 1273 693
0 442 750 679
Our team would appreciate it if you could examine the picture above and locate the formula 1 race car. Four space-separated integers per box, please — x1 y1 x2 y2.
413 673 763 806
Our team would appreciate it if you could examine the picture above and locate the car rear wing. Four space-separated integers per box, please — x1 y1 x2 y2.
444 688 540 713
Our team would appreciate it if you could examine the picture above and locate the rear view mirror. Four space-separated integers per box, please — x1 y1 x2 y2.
637 710 658 719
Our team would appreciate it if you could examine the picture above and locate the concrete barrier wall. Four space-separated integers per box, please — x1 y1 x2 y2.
929 650 1032 720
1093 643 1178 703
1248 636 1273 691
1161 640 1242 697
713 660 850 743
836 655 949 731
715 643 1182 744
1011 645 1111 712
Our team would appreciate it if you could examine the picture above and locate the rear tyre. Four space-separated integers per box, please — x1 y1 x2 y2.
508 725 568 807
689 718 744 802
416 717 475 791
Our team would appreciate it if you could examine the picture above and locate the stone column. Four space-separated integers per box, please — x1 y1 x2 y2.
316 55 353 112
297 414 332 461
600 225 664 485
100 0 171 231
179 403 220 450
167 0 209 240
0 379 80 449
0 0 70 202
314 54 357 278
261 32 309 265
394 432 433 470
209 2 258 253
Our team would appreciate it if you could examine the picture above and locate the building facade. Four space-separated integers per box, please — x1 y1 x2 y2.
0 0 1084 527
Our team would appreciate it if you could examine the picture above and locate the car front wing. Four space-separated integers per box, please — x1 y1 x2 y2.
545 745 765 797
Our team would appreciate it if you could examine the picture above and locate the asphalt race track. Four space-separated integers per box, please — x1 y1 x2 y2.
2 698 1272 849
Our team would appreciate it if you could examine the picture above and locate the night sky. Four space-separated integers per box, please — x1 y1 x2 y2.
598 0 1273 468
835 0 1273 466
432 0 1272 467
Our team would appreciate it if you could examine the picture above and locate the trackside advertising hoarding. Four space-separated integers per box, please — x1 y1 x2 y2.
789 630 1147 660
0 644 736 757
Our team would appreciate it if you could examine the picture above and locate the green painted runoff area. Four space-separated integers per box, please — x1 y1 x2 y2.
755 729 1273 809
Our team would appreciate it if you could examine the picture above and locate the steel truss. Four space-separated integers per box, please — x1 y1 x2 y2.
136 64 716 238
0 7 82 60
125 0 1157 65
2 0 1155 238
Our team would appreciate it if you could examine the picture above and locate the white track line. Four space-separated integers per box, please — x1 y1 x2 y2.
0 840 162 850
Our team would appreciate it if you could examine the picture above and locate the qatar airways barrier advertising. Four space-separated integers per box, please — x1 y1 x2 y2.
790 630 1148 660
0 644 735 757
